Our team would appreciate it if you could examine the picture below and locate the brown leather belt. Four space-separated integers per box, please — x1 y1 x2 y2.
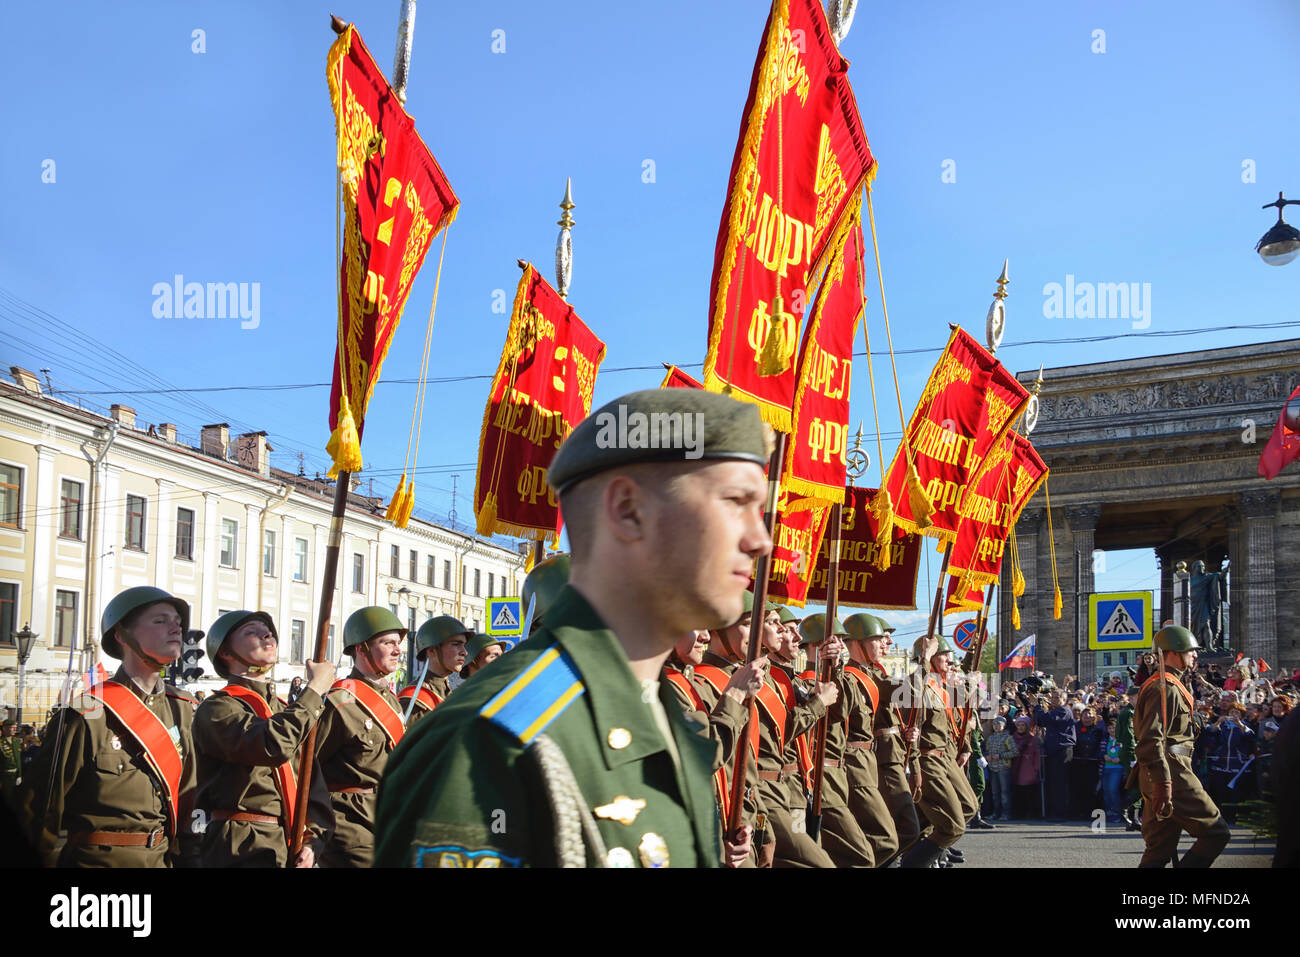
757 763 800 782
67 827 166 848
917 748 947 757
210 811 279 825
846 741 873 752
822 758 843 768
329 785 376 794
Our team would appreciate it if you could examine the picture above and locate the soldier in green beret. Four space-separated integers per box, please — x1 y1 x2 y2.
399 615 472 724
314 606 408 867
20 587 200 867
376 388 774 867
193 610 334 867
1133 626 1230 867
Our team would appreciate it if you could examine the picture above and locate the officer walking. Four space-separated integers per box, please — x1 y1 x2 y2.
193 609 334 867
375 388 774 867
21 587 199 867
1132 625 1230 867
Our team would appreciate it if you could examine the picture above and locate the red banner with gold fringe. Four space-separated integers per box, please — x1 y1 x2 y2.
660 365 705 390
474 264 606 541
763 492 831 608
324 25 459 477
879 327 1029 544
806 485 921 610
781 203 864 505
702 0 876 432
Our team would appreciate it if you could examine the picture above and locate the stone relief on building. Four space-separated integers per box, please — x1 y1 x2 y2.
1038 372 1300 423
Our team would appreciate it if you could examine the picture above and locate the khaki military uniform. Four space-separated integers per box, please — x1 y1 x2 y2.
906 670 969 849
400 672 451 727
865 660 921 858
315 670 404 867
757 665 832 868
20 667 198 867
375 586 723 868
810 662 875 867
836 664 899 866
192 674 332 867
1134 672 1230 867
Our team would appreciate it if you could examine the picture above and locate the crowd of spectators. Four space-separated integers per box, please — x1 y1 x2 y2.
971 657 1299 828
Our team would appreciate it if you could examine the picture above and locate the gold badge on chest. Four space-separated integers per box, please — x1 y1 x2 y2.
638 832 669 868
593 795 646 826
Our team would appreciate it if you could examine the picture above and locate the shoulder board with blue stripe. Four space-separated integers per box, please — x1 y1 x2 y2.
479 644 585 745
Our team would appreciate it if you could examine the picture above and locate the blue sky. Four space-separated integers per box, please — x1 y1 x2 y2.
4 0 1298 644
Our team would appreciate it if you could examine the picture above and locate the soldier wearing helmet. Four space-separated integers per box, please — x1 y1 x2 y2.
20 587 199 867
798 614 876 868
462 634 507 678
521 554 570 636
1132 625 1230 867
840 613 907 866
896 632 974 868
313 606 408 868
398 615 473 724
192 609 335 867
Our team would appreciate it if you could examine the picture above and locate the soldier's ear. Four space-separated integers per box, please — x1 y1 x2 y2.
602 474 648 544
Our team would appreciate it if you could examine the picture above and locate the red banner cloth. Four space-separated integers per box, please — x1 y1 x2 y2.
881 326 1029 543
1258 384 1300 479
474 264 606 541
325 25 459 476
763 491 831 608
660 365 705 390
782 208 865 505
806 486 921 610
702 0 876 432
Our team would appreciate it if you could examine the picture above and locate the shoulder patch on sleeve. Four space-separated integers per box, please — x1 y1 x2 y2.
479 643 585 745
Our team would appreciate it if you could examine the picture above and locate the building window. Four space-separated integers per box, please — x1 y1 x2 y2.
219 518 238 567
1119 652 1128 665
390 545 400 577
474 569 481 597
290 620 305 663
443 559 451 590
488 572 494 598
293 538 309 582
409 549 418 581
1102 652 1112 667
408 607 417 636
352 553 365 593
462 566 468 594
54 590 78 647
389 603 399 617
0 464 20 528
427 554 435 587
59 479 84 539
175 508 195 560
0 583 17 647
126 495 147 551
327 624 337 663
263 530 277 576
472 619 480 632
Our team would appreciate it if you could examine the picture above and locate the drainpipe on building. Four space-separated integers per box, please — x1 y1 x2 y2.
454 536 474 622
256 484 292 610
83 422 119 670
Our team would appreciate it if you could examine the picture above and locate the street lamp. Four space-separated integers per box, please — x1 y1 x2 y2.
12 624 37 725
1256 192 1300 266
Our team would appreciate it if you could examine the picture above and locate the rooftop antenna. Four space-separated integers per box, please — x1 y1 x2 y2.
39 368 54 393
449 474 459 532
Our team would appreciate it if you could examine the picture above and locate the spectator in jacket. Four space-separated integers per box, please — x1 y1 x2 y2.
1102 718 1126 825
1204 703 1257 822
1011 715 1041 819
1115 685 1141 830
1034 691 1076 820
1070 705 1107 819
985 716 1019 821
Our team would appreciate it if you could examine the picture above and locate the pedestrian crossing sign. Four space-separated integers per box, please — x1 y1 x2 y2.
486 597 523 636
1088 591 1153 650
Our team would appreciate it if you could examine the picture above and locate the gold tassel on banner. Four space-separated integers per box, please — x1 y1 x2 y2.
1013 565 1026 597
870 489 895 571
476 493 498 538
1011 596 1021 631
1045 478 1063 620
757 297 793 376
385 475 407 522
1053 585 1063 621
395 481 416 528
326 392 364 478
906 459 935 529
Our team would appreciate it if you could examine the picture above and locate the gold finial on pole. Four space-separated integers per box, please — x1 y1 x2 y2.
986 259 1009 353
1024 363 1045 435
847 420 870 479
556 178 575 300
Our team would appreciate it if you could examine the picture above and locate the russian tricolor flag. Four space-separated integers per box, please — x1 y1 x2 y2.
999 634 1036 670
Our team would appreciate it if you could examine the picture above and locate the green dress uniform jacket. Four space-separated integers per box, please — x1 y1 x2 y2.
1 735 22 794
1133 673 1230 867
375 586 723 868
314 670 403 867
20 668 199 867
192 675 332 867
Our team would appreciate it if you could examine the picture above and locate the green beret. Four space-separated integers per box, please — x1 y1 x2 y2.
548 389 769 495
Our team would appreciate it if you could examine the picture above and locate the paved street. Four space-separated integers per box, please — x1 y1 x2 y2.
949 820 1274 868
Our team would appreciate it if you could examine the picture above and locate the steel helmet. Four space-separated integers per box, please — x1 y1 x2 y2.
466 633 506 660
343 606 407 653
875 616 896 633
844 613 884 642
912 634 955 663
798 614 848 646
415 615 473 657
1154 625 1199 653
100 586 189 660
522 554 570 628
206 610 276 679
